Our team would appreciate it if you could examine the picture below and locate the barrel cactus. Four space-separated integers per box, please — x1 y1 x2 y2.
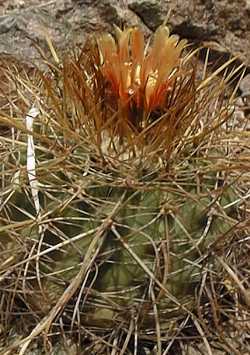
0 24 249 354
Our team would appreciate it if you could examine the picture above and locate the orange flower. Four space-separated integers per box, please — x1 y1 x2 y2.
97 25 187 113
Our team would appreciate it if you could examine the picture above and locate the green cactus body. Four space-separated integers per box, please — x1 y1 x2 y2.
1 154 237 328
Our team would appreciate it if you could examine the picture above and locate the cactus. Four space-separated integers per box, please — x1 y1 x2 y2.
0 25 249 353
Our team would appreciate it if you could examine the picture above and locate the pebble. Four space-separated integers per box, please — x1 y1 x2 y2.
239 74 250 98
0 16 16 34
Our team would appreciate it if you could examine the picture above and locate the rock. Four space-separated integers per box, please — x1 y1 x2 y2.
98 0 124 28
0 0 249 86
0 16 16 34
239 74 250 98
172 20 217 41
128 0 166 30
72 0 96 4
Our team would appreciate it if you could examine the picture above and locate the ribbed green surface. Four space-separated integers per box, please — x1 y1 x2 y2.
1 153 237 327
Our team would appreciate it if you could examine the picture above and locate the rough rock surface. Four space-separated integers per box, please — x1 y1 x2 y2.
0 0 249 68
0 0 248 130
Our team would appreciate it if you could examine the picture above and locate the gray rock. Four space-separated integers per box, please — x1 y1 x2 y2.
239 74 250 98
0 16 16 34
172 20 217 41
99 0 124 27
128 0 165 30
